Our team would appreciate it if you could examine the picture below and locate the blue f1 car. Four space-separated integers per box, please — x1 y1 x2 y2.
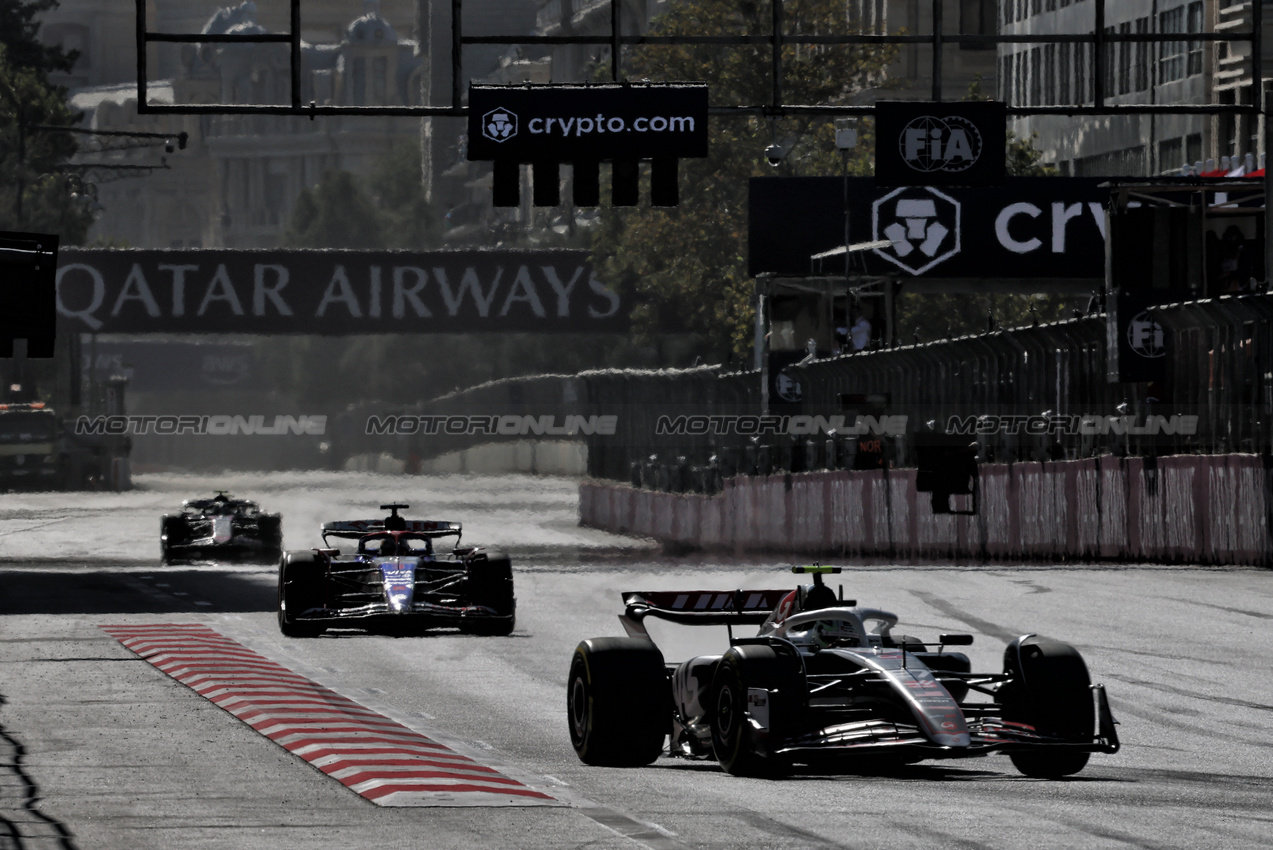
277 504 514 637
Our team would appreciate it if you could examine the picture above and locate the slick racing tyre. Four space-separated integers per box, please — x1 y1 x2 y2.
278 551 327 638
159 516 186 564
460 551 515 636
710 645 803 778
257 514 284 563
568 638 669 766
1000 635 1093 778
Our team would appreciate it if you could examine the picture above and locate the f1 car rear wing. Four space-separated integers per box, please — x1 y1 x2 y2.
321 519 462 545
619 589 790 637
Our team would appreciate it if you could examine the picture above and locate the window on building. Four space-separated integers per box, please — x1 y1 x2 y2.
1076 43 1088 105
1186 133 1203 166
1118 22 1131 95
961 0 994 45
351 57 366 105
1030 46 1042 105
1059 43 1071 104
373 57 388 104
1045 44 1056 104
1000 54 1014 102
1159 137 1184 173
1187 1 1204 77
1135 17 1150 92
1159 6 1185 83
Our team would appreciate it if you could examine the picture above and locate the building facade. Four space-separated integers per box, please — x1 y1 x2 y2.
997 0 1268 177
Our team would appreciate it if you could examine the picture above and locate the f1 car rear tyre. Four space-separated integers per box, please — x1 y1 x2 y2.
257 515 284 563
568 637 669 766
1001 635 1093 778
278 551 327 638
460 552 515 636
710 645 802 778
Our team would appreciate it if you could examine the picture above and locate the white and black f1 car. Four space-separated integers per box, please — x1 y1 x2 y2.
276 504 515 637
568 566 1119 778
160 491 283 564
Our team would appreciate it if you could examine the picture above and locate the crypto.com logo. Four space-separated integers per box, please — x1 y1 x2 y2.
481 108 518 143
872 186 961 275
898 115 983 173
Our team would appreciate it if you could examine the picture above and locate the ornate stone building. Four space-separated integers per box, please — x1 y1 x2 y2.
41 0 425 248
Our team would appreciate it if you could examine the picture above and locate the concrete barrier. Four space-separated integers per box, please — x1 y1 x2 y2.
578 454 1273 565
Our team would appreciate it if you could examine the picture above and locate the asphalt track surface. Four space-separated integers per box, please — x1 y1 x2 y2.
1 471 1271 849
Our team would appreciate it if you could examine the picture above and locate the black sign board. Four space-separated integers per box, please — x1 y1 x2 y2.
749 177 1109 280
0 231 58 357
54 249 627 335
1107 290 1170 383
467 84 709 163
875 101 1007 187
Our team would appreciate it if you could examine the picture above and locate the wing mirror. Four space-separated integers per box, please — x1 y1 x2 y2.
938 633 974 646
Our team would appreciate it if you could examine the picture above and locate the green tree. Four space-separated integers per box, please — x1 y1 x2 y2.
281 140 443 250
0 0 93 242
366 138 442 249
589 0 896 364
281 170 385 249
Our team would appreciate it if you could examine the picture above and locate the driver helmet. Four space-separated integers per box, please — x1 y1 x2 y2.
379 537 396 556
809 619 857 649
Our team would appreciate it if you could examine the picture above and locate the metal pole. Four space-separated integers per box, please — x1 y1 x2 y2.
135 0 147 109
290 0 301 108
772 0 784 110
1255 0 1270 288
452 0 463 108
931 0 943 101
1094 0 1106 110
611 0 621 82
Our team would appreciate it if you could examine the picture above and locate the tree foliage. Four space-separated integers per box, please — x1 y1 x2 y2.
0 1 93 242
589 0 896 364
281 139 441 249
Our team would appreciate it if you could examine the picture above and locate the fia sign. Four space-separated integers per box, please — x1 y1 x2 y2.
875 101 1006 187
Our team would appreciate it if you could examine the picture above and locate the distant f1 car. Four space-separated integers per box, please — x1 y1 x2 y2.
160 491 283 564
568 565 1119 778
276 503 515 637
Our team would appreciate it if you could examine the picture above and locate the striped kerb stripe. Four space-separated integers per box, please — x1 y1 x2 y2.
101 624 558 807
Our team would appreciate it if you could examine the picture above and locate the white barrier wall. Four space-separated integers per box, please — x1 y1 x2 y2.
579 455 1272 565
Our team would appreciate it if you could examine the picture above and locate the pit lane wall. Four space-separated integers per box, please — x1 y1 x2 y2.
579 454 1273 565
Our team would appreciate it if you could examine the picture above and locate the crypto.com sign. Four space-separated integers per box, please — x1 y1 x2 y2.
467 84 709 162
749 177 1108 282
53 249 627 334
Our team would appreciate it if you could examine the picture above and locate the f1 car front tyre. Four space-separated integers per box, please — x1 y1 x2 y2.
278 551 326 638
1000 635 1093 778
460 552 516 636
567 638 668 766
710 645 802 778
159 516 186 564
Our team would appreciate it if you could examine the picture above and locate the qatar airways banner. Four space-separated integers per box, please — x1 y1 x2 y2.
54 249 626 334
